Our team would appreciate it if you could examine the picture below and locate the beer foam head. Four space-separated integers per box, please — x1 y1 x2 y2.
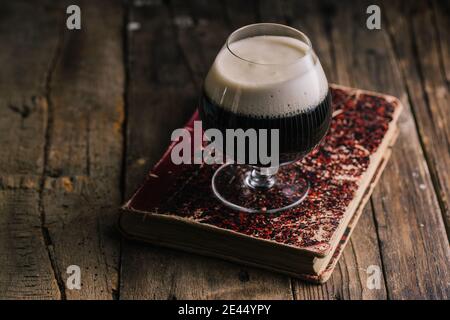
204 35 329 118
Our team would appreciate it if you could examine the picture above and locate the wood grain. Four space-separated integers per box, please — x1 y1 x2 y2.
40 0 124 299
0 0 61 299
432 0 450 85
225 0 259 29
331 0 450 299
383 0 450 236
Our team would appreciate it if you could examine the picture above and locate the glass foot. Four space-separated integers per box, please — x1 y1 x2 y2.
212 163 309 213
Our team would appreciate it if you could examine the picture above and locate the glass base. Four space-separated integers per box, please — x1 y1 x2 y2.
212 163 309 213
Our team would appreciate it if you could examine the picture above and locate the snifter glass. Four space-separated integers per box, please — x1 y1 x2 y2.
200 23 332 213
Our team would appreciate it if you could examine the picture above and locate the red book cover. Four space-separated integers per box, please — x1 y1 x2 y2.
119 84 402 283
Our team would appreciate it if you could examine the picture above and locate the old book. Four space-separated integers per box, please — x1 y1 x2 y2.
118 84 403 283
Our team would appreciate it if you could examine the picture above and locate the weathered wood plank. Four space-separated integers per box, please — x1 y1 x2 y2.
0 177 60 299
172 0 230 88
383 0 450 236
0 0 61 299
225 0 259 29
332 0 450 299
432 0 450 85
286 0 387 300
119 0 293 299
259 0 286 23
120 1 199 299
41 0 124 299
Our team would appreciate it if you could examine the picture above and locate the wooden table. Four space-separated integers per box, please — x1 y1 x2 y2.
1 0 449 300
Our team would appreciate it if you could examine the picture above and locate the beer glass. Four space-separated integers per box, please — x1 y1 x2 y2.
200 23 331 213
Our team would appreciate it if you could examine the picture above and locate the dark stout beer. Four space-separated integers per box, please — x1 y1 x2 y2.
199 34 332 164
200 90 331 163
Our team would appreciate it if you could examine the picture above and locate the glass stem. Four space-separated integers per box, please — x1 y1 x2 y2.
245 166 278 189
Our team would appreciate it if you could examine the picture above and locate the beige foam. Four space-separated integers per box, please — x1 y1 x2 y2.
204 35 329 118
